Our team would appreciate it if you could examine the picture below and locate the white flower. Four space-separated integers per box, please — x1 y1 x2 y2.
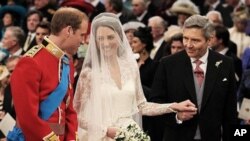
114 123 150 141
215 60 223 68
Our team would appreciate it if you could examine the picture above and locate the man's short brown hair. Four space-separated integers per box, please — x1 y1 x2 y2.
50 7 88 35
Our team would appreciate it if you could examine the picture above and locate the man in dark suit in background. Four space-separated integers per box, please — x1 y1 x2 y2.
148 16 168 61
200 0 233 28
104 0 136 24
205 10 238 55
210 25 242 88
22 10 43 53
150 15 238 141
131 0 155 25
88 0 106 21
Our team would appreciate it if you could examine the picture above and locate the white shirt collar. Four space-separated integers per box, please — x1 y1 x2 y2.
116 12 122 18
190 49 209 64
11 48 23 56
190 49 209 75
28 32 36 39
150 37 164 59
153 37 164 49
218 48 229 55
90 0 99 7
211 0 220 9
137 10 147 22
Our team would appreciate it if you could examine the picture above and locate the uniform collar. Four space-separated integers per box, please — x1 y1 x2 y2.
41 36 65 59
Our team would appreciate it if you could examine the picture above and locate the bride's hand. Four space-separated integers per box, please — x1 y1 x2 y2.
169 100 197 112
106 127 119 139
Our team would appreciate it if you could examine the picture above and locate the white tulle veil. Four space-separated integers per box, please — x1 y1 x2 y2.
73 13 143 140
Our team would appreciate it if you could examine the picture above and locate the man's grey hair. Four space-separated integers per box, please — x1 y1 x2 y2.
6 26 25 47
183 15 214 40
134 0 150 7
206 10 223 23
148 16 168 30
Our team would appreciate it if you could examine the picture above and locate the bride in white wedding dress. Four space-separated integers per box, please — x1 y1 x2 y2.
73 13 197 141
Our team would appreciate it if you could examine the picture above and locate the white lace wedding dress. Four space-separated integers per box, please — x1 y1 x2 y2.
74 65 175 141
72 12 179 141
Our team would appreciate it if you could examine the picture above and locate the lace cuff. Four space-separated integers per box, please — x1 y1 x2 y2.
168 103 178 113
138 102 177 116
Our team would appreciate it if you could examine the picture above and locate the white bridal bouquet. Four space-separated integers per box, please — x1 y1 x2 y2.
114 123 150 141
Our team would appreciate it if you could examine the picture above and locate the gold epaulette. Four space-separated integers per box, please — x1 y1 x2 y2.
0 65 10 80
24 45 43 57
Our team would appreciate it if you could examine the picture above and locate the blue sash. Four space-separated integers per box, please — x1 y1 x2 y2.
39 56 70 120
7 56 69 140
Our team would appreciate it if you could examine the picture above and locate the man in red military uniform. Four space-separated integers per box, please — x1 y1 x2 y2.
8 7 89 141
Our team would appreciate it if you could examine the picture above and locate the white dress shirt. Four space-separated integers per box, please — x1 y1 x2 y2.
150 37 164 59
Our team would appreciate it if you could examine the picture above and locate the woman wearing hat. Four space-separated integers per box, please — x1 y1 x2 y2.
229 5 250 58
0 11 19 40
0 5 26 40
123 21 145 47
169 0 200 27
132 27 157 89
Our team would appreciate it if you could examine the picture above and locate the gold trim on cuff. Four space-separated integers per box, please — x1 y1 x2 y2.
43 132 59 141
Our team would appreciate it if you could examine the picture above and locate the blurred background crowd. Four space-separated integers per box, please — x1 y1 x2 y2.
0 0 250 140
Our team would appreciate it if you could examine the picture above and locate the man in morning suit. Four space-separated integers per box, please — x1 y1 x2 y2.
8 7 89 141
150 15 238 141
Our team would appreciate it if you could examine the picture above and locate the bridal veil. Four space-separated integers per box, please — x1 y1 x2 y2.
73 13 145 140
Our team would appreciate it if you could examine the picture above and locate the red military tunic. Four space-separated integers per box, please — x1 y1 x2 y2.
11 37 78 141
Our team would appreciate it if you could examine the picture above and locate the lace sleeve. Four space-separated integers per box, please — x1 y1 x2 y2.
73 68 91 129
135 69 176 116
138 102 176 116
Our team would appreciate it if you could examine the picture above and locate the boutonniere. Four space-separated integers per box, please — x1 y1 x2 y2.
215 60 223 68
